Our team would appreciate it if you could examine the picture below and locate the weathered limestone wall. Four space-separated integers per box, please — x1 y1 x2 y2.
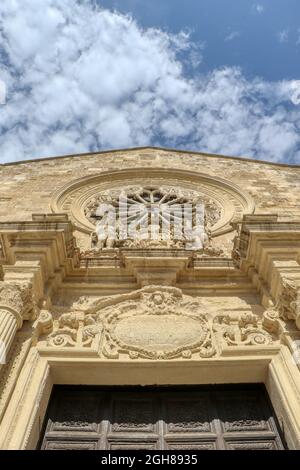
0 147 299 222
1 148 300 449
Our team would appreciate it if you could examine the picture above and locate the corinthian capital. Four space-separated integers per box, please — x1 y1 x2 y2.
0 281 34 327
279 278 300 330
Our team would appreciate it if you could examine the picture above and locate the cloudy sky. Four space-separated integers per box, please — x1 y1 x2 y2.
0 0 300 163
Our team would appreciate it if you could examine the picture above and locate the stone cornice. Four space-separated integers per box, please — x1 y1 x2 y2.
0 214 78 265
234 214 300 270
234 214 300 329
2 146 300 169
0 214 79 311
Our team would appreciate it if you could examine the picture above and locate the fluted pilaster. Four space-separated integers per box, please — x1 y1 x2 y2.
0 282 33 366
0 309 18 359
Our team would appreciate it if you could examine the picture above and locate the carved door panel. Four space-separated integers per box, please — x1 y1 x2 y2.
39 385 286 450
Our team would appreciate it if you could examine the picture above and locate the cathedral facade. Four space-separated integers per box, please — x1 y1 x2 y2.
0 147 300 450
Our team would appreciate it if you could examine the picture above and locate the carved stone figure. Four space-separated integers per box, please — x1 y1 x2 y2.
91 231 116 250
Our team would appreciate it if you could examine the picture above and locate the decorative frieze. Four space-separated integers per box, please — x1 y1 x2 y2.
47 312 99 348
37 286 279 359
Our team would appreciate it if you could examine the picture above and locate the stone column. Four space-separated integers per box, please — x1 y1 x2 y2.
0 282 33 365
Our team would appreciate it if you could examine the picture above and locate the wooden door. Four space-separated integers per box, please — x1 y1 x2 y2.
39 385 286 450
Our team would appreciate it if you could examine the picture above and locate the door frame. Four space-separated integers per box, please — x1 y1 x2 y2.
0 344 300 449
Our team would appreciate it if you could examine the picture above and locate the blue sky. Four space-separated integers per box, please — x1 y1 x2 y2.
0 0 299 163
100 0 300 81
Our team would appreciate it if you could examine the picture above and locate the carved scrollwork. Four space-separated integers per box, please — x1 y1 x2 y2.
59 313 79 329
39 286 281 357
48 328 78 347
213 313 275 347
97 287 216 360
32 310 53 345
41 286 218 359
46 312 103 348
262 308 282 334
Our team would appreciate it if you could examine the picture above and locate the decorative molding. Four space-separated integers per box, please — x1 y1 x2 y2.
233 214 300 265
213 313 276 347
262 308 282 335
47 312 102 348
32 311 53 345
0 215 79 264
100 287 215 360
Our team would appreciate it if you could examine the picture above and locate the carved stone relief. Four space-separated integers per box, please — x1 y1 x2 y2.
99 288 215 360
278 277 300 330
213 313 275 347
85 185 221 251
51 169 255 253
46 312 101 348
32 311 53 345
36 286 280 359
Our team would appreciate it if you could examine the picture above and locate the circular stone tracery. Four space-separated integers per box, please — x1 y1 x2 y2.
51 168 255 238
83 185 222 232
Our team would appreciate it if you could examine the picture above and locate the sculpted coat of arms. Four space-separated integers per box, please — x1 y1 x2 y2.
36 286 278 360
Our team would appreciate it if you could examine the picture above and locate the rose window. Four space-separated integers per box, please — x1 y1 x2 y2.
83 186 222 250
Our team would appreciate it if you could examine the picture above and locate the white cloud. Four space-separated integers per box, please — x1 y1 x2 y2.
0 0 299 164
253 4 264 14
0 80 6 105
225 31 240 42
277 29 289 43
282 80 300 105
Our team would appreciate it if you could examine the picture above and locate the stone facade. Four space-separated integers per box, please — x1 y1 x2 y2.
0 147 300 449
